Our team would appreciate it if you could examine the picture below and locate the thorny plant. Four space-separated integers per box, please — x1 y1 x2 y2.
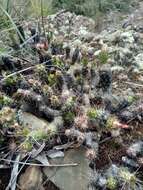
118 167 143 190
0 1 143 190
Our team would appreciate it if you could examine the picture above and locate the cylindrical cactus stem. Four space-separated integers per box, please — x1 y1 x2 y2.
65 128 85 144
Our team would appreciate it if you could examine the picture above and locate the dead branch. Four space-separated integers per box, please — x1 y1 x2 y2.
0 158 78 167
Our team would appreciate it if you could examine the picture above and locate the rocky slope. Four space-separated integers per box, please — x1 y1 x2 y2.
0 3 143 190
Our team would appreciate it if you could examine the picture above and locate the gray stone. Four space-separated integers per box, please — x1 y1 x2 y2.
20 112 50 130
135 53 143 70
43 148 92 190
105 164 119 178
47 150 65 159
97 176 106 188
20 112 62 136
122 156 139 168
127 141 143 157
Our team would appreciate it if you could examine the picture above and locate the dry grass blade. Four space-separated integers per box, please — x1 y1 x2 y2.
6 154 20 190
41 0 46 37
0 4 25 43
6 0 10 13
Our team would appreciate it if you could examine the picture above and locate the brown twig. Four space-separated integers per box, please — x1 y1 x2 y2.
0 158 78 167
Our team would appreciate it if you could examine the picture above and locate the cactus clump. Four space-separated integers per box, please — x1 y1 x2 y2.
119 168 136 186
98 51 109 64
0 107 15 127
106 177 117 190
87 108 100 120
0 93 13 108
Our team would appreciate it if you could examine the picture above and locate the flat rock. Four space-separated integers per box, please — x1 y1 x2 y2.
20 112 49 129
135 53 143 70
18 166 43 190
43 148 92 190
19 112 59 139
